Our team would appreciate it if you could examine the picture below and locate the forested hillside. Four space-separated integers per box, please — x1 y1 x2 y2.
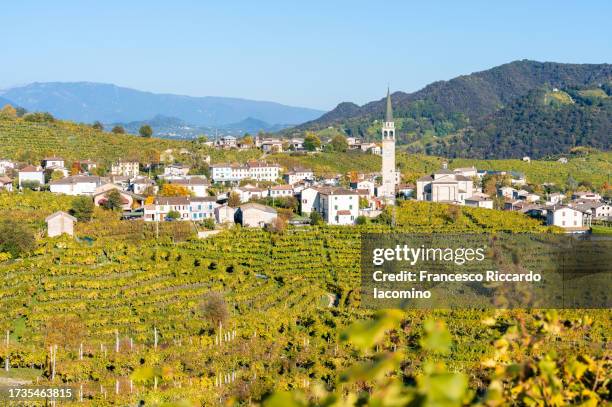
416 86 612 158
292 60 612 158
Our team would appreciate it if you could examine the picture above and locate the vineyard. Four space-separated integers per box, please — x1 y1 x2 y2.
0 116 186 165
0 200 609 405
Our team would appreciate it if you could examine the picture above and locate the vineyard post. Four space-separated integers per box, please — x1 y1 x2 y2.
79 383 83 402
115 330 119 353
79 342 83 360
4 329 8 372
154 327 158 350
115 379 119 395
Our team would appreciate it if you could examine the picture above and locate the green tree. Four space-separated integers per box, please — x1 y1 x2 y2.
139 124 153 138
70 196 94 221
330 134 348 152
111 125 125 134
166 210 180 220
309 211 323 225
102 189 124 211
355 215 368 225
92 121 104 131
0 219 36 257
303 133 321 151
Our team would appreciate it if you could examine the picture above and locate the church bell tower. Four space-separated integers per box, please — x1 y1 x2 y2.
381 88 396 205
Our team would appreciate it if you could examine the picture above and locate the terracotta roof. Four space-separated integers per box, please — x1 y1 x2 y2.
19 165 40 172
336 210 352 215
270 185 293 190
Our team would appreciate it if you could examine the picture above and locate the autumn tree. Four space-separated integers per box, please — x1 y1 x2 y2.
161 184 191 197
111 125 125 134
227 192 241 207
92 121 104 131
0 104 17 118
200 292 229 329
44 315 86 348
304 133 321 151
139 124 153 138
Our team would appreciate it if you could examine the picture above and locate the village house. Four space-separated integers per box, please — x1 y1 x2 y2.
143 196 218 221
0 159 15 175
317 188 359 225
211 161 280 183
350 180 376 197
232 185 268 203
571 191 602 201
260 139 284 153
416 164 474 204
41 157 65 169
130 177 158 195
168 177 209 197
49 175 106 195
268 185 294 198
0 176 13 192
163 163 190 178
111 161 140 179
516 190 541 203
236 203 277 227
216 136 237 149
453 166 478 178
288 138 304 151
464 193 494 209
546 192 566 206
498 186 517 199
214 205 235 224
570 201 612 220
546 206 587 230
18 165 45 188
76 159 97 174
300 187 359 225
299 187 319 215
359 143 381 155
45 211 77 237
283 167 313 185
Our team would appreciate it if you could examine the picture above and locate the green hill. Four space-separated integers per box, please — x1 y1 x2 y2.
0 115 187 164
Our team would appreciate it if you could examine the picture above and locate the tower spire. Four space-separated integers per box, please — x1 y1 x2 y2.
385 87 393 122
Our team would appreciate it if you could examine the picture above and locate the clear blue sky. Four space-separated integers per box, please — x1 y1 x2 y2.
1 1 611 110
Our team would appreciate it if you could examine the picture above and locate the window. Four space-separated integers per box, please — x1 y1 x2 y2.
334 205 338 210
349 205 353 209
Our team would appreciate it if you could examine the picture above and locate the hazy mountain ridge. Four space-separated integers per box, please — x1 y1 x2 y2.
0 82 325 127
112 115 288 139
